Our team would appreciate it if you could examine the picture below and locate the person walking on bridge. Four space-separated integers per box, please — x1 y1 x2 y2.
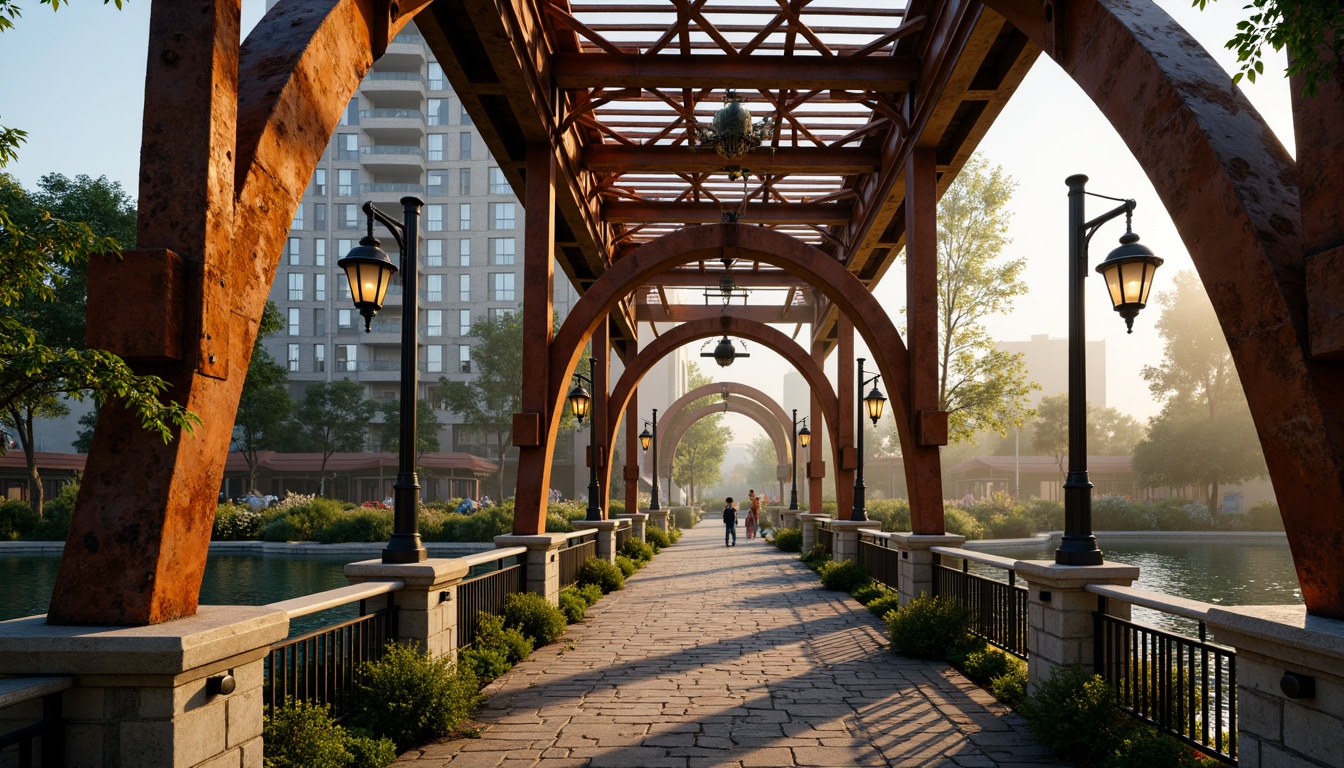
745 490 761 540
722 496 738 547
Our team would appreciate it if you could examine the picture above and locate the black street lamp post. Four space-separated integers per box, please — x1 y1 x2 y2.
567 359 604 522
338 197 427 564
638 409 661 511
1058 174 1163 566
851 358 887 523
789 409 810 511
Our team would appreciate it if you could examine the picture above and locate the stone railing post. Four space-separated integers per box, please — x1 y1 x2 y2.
616 512 648 542
1205 606 1344 767
646 509 670 535
826 519 882 562
1014 561 1139 690
0 607 288 768
889 533 966 606
493 533 568 605
571 519 619 563
797 513 829 552
345 559 470 659
780 509 800 530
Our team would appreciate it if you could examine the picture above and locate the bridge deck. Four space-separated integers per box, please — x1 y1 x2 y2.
394 521 1065 767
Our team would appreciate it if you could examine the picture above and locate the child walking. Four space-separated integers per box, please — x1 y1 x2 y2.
722 496 738 547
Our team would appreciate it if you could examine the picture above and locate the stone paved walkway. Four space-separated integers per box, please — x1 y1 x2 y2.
394 521 1067 768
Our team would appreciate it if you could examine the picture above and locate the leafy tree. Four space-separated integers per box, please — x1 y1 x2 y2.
1134 270 1268 513
1 173 194 516
742 434 780 493
376 399 441 460
289 379 375 494
71 405 97 453
1194 0 1344 94
1031 393 1146 485
928 158 1035 444
231 301 292 490
671 364 731 504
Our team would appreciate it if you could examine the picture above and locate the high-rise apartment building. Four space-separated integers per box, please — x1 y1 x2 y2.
263 27 581 494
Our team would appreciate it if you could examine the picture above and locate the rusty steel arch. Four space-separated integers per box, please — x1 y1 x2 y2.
657 399 793 506
526 224 941 535
984 0 1344 617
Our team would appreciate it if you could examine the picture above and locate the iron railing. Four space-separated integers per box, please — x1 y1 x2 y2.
264 581 402 722
560 531 597 589
815 524 834 556
457 550 527 648
1091 588 1237 764
614 522 632 554
931 548 1028 659
857 531 900 591
0 677 70 768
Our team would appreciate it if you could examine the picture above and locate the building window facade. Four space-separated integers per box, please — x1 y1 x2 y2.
337 133 358 160
337 344 357 372
459 345 471 373
287 307 301 335
426 239 443 266
337 169 356 196
491 203 515 229
426 274 443 302
459 239 470 266
315 239 326 266
426 204 444 232
314 273 326 301
459 309 471 336
288 344 300 372
426 345 443 373
489 167 508 194
287 272 304 301
426 309 443 336
286 238 301 265
314 344 326 372
490 273 515 301
313 168 327 195
459 274 470 301
490 237 515 265
428 134 444 161
458 203 471 230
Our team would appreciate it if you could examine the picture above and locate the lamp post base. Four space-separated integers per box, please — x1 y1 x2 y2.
1054 534 1104 566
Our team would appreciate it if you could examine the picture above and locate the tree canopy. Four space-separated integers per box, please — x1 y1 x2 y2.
1194 0 1344 94
376 399 441 460
231 301 292 489
1030 393 1145 483
929 158 1035 444
288 379 375 493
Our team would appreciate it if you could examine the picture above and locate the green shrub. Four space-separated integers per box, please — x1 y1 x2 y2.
1247 499 1284 531
962 647 1013 685
800 543 829 570
0 499 38 541
850 581 884 605
1022 497 1064 532
1092 495 1154 531
667 525 681 543
865 499 911 532
212 501 263 540
614 554 638 577
315 510 393 543
576 583 603 607
355 642 480 747
620 537 654 563
342 728 398 768
773 526 802 552
503 591 568 646
867 593 901 619
263 699 396 768
558 589 587 623
990 659 1028 707
942 507 985 540
644 526 670 551
265 495 347 540
817 559 867 592
261 516 305 542
1020 666 1131 767
985 510 1036 539
40 476 80 527
457 645 512 682
472 611 532 664
577 556 624 593
886 593 974 660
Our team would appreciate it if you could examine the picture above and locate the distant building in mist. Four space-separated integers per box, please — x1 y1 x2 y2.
998 334 1106 408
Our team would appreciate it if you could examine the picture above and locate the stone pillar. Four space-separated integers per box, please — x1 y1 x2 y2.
827 519 882 562
646 509 670 534
798 513 828 552
345 558 470 659
617 512 648 542
889 533 966 607
780 509 800 530
572 520 619 563
493 533 568 605
1205 605 1344 768
0 606 288 768
1015 561 1139 690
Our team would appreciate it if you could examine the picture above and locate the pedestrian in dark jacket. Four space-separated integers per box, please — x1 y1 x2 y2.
723 496 738 547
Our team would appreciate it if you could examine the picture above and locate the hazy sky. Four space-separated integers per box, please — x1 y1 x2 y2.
0 0 1294 455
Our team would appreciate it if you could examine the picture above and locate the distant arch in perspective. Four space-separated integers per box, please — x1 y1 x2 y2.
655 397 793 505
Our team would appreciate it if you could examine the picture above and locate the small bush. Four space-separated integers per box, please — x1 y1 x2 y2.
503 591 568 646
1247 499 1284 531
1092 495 1154 531
473 611 532 664
577 557 624 593
817 559 867 592
850 581 884 605
558 589 587 623
457 645 512 682
355 642 480 747
886 593 974 660
867 592 902 619
576 583 603 606
212 501 263 540
962 647 1013 685
0 499 38 541
261 516 305 542
614 554 638 577
620 537 654 563
667 525 682 543
1020 666 1131 767
990 659 1028 707
263 699 396 768
799 543 829 570
866 499 912 532
773 526 802 552
342 728 398 768
942 507 985 540
315 510 393 543
644 526 670 551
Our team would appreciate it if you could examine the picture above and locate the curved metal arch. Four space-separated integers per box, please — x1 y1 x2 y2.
984 0 1343 617
640 381 793 463
658 398 792 500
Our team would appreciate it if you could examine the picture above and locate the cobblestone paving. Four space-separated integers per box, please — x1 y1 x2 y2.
394 522 1067 768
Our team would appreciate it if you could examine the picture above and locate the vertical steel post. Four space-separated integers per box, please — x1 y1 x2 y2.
650 408 660 510
586 358 602 521
385 196 427 563
789 408 799 511
852 358 868 522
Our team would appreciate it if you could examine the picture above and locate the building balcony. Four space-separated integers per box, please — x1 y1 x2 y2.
359 183 425 196
358 110 424 141
362 71 425 95
380 35 426 67
359 145 425 173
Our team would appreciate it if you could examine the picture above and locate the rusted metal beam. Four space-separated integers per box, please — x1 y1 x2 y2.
585 145 880 174
604 200 853 224
554 53 918 90
643 269 809 288
634 304 813 323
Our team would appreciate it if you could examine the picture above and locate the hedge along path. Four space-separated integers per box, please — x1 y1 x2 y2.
393 522 1067 767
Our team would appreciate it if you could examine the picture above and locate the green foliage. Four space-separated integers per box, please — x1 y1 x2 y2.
620 537 654 563
772 526 802 552
1193 0 1344 94
459 611 532 682
667 524 682 543
263 699 356 768
576 583 603 607
644 526 671 551
1248 499 1284 531
287 380 377 487
577 556 624 593
614 554 638 577
886 593 974 660
376 399 440 459
1103 724 1219 768
212 501 264 541
342 728 398 768
1019 666 1130 767
962 647 1013 685
942 506 985 540
867 593 902 619
0 497 37 540
850 581 884 605
315 510 393 544
233 301 292 489
355 642 480 747
456 645 511 682
261 495 347 541
740 435 783 493
990 660 1028 708
558 588 587 623
420 504 515 542
800 543 829 570
817 559 867 592
865 499 911 532
503 591 568 646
